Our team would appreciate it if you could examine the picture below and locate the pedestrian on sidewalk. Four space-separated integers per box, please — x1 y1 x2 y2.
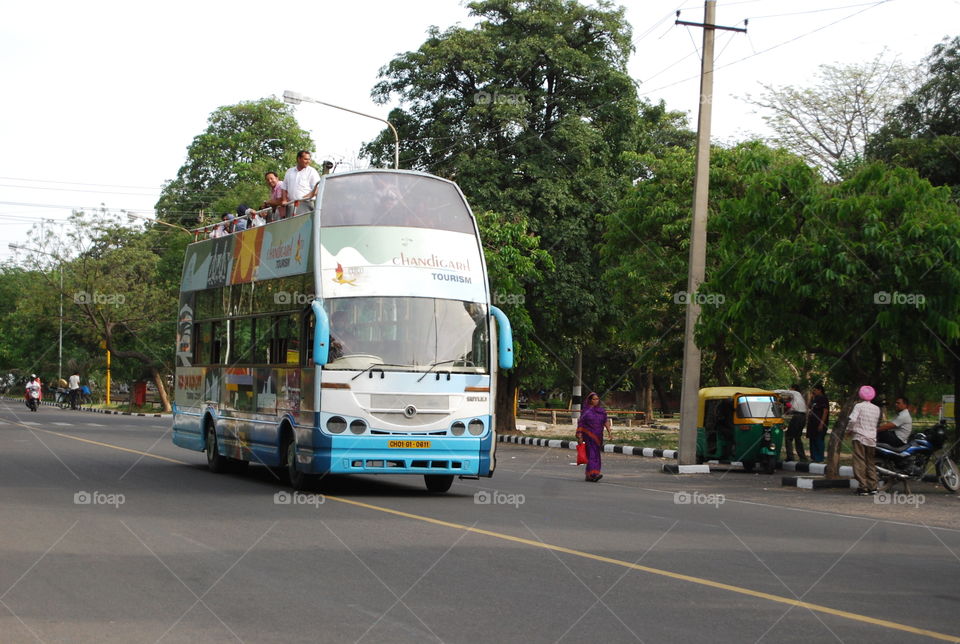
807 384 829 462
848 385 881 495
68 371 81 410
576 392 613 482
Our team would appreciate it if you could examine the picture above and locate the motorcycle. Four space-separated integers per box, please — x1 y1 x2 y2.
25 387 41 412
875 421 960 492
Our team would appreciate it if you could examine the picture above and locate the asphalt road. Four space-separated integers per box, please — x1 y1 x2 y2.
2 398 959 643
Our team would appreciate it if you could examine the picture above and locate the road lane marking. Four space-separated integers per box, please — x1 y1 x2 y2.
322 496 960 642
8 419 188 465
9 419 958 643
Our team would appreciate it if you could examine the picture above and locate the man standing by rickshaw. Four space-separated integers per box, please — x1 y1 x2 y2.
775 385 807 461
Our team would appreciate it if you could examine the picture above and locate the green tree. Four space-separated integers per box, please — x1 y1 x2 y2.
364 0 660 413
16 211 179 411
705 160 960 473
870 36 960 200
602 142 805 394
156 98 315 228
476 210 553 428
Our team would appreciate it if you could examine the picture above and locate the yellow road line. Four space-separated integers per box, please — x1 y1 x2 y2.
13 418 958 642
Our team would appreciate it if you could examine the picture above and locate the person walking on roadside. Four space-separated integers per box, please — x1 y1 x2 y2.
576 392 613 482
807 384 829 463
68 371 81 410
848 385 881 495
775 385 807 462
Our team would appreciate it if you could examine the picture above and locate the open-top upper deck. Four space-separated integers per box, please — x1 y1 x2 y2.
180 170 488 303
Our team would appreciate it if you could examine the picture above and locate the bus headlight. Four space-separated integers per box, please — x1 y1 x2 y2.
468 419 484 435
350 419 367 434
327 416 347 434
451 421 466 436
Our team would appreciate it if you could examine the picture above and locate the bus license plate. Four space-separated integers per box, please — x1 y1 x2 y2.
388 440 431 449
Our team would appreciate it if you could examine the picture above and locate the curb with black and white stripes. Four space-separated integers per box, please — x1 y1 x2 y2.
498 434 678 459
499 435 873 485
6 397 164 418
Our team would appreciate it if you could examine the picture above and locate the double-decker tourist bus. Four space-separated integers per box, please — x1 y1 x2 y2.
172 169 513 493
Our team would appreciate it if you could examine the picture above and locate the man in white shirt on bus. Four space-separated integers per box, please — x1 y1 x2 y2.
282 150 321 217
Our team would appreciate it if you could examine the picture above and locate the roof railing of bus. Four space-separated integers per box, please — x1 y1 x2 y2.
188 200 315 241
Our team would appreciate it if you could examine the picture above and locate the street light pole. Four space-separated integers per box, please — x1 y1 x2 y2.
282 90 400 169
9 243 63 382
125 211 192 235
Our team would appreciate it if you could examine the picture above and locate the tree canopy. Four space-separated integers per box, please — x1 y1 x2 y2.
870 36 960 201
155 98 314 228
744 54 916 179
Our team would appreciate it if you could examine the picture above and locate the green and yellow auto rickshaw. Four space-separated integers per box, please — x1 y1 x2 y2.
696 387 785 473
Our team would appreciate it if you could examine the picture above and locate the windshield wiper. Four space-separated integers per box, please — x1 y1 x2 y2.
350 363 409 381
417 359 461 383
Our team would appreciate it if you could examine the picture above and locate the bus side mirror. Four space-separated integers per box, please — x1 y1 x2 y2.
490 306 514 370
312 300 330 365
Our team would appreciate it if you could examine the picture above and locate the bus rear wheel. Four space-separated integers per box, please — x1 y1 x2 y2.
424 474 453 493
205 424 229 474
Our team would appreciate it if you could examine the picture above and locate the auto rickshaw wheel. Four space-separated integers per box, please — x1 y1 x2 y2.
761 453 776 474
741 460 756 472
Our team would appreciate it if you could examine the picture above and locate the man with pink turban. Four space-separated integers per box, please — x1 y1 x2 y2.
848 385 881 495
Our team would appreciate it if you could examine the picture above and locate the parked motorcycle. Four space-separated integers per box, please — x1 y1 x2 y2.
875 421 960 492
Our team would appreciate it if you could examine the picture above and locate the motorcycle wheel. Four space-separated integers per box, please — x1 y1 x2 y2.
937 456 960 492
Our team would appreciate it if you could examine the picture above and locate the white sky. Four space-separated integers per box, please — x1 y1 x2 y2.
1 0 957 261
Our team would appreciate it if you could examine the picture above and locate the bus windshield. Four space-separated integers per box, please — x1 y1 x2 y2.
319 172 475 233
325 297 488 373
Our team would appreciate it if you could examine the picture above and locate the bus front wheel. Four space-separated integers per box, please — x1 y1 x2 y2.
284 437 310 491
424 474 453 493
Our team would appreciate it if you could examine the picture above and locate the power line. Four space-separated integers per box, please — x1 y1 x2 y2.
0 176 163 190
639 0 891 98
0 183 160 196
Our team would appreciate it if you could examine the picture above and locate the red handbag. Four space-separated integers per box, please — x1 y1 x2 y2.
576 442 587 465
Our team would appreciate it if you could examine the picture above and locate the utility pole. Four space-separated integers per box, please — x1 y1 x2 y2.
676 2 746 467
571 350 583 426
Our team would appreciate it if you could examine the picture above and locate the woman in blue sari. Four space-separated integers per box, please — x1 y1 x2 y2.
576 392 613 482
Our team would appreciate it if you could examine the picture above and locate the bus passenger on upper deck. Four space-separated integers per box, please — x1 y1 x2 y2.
282 151 321 217
246 208 266 228
209 213 232 238
233 205 249 232
261 171 286 221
